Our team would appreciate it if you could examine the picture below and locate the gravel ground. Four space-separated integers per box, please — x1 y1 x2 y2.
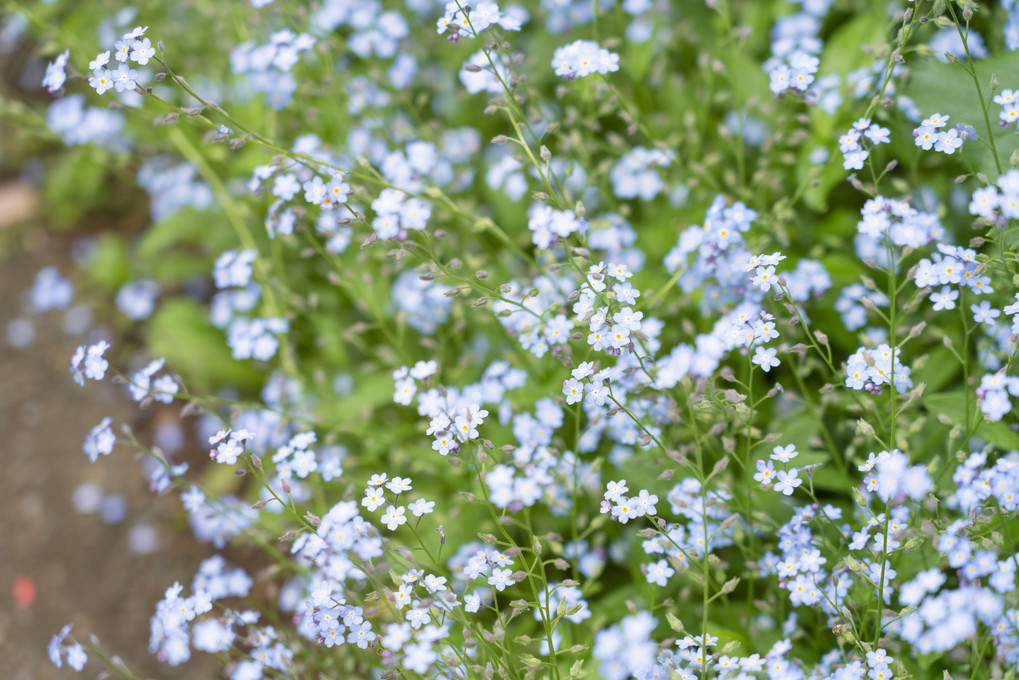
0 226 218 679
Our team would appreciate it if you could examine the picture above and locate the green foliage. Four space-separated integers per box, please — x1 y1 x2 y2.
906 50 1019 177
148 298 261 391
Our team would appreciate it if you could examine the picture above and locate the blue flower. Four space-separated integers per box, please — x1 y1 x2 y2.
83 417 115 462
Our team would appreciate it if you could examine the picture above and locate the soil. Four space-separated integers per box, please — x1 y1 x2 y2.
0 225 220 679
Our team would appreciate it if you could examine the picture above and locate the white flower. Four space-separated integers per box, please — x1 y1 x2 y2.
408 498 435 517
362 487 385 512
381 505 407 530
487 567 513 591
752 346 780 372
774 469 802 496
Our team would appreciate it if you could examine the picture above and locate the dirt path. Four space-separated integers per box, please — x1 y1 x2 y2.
0 228 218 679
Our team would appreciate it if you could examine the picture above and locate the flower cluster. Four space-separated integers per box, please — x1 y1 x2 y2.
858 449 932 503
610 146 672 200
527 204 588 249
968 169 1019 226
600 479 658 524
127 357 179 403
913 112 970 155
997 88 1019 127
551 39 620 79
69 340 110 386
437 1 520 41
148 557 254 666
838 117 890 171
361 473 434 530
914 242 992 309
755 444 805 496
208 429 253 465
42 49 70 93
30 266 74 312
763 3 825 97
271 431 321 481
82 417 116 463
87 26 154 96
229 29 316 109
844 344 912 394
48 625 87 671
858 195 944 252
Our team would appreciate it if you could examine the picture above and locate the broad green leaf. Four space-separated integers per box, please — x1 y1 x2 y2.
147 298 261 392
905 52 1019 179
84 233 130 290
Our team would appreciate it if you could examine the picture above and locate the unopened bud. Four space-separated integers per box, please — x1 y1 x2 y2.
712 457 730 475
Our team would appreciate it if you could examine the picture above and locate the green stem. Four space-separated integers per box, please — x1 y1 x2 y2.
946 3 1003 176
165 126 300 382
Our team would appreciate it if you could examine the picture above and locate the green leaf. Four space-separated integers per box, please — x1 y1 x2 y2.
147 298 261 392
84 234 130 290
819 8 890 78
924 392 1019 449
905 52 1019 178
911 346 960 393
137 206 229 261
42 146 110 228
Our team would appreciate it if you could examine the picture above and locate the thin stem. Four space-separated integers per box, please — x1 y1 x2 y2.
946 3 1003 176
